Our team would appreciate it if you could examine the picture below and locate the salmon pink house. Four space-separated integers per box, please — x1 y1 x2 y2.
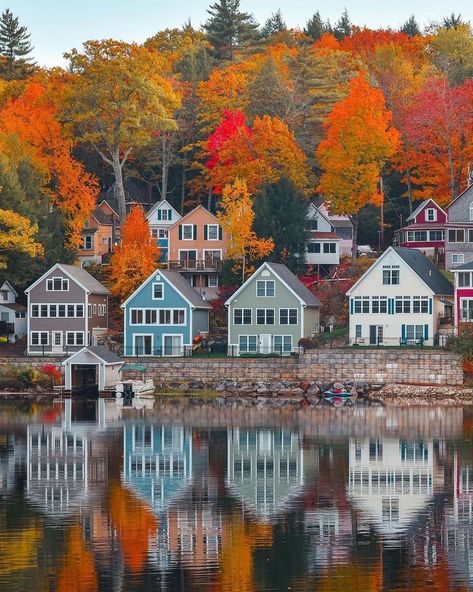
394 199 446 260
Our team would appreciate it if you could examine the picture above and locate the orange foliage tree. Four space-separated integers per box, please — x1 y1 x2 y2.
109 481 158 574
205 109 310 195
56 524 98 592
316 72 399 261
108 206 160 301
0 78 98 250
217 179 274 280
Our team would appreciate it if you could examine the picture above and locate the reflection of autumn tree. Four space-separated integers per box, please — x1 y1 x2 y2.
108 481 158 574
316 561 383 592
0 517 42 576
391 558 466 592
56 524 98 592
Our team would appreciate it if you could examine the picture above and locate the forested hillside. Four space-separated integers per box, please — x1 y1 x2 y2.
0 3 472 286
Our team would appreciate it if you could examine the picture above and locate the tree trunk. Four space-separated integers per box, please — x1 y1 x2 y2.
161 135 168 200
406 169 413 214
207 188 212 211
180 160 187 214
112 150 127 221
350 215 358 266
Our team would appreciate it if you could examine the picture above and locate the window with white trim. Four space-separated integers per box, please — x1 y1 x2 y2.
406 325 424 340
461 299 473 321
256 280 275 297
131 309 143 325
239 335 257 353
395 297 411 313
66 332 84 346
207 275 219 288
88 304 92 318
83 235 93 250
382 265 400 285
206 224 219 240
323 243 336 254
355 325 362 339
307 242 321 253
412 297 429 314
407 230 428 242
426 208 437 222
371 297 388 313
182 224 194 240
452 253 465 264
470 202 473 221
274 335 292 352
459 272 472 287
279 308 298 324
46 277 69 291
429 230 444 241
234 309 252 324
158 228 168 239
31 332 48 346
152 283 164 300
256 309 275 325
30 304 84 318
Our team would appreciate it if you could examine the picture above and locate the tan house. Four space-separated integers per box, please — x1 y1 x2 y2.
167 205 229 300
79 200 120 266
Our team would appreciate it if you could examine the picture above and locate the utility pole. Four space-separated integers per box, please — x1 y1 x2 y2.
379 176 385 250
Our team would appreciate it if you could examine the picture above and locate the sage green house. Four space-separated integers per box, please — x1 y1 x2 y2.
226 262 321 355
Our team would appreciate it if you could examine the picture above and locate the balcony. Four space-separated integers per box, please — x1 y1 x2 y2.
168 259 223 272
0 321 14 334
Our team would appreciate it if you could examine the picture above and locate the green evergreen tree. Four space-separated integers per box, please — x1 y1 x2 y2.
304 11 327 41
260 10 286 38
0 8 35 80
247 57 292 120
400 15 421 37
253 177 311 272
203 0 259 61
333 8 352 41
442 13 464 30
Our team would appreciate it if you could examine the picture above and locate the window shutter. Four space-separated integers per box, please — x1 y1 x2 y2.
168 209 172 219
193 224 197 240
424 324 429 341
219 225 222 240
178 225 182 240
429 298 433 314
350 299 353 314
157 210 162 220
401 324 406 340
204 224 208 240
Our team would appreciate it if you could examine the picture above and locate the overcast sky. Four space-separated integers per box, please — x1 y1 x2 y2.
5 0 473 67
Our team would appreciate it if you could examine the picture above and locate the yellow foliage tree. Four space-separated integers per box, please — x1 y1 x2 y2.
217 179 274 280
0 208 43 269
108 206 160 302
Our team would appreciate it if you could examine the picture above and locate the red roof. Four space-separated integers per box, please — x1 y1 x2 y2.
311 232 341 239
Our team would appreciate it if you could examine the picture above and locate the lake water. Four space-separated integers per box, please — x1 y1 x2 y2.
0 397 473 591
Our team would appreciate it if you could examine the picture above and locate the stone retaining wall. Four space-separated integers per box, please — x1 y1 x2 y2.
124 349 463 386
0 350 464 386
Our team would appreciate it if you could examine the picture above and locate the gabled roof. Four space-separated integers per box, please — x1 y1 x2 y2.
121 268 211 310
25 263 110 295
0 280 17 297
226 262 321 307
446 184 473 209
406 199 446 222
168 205 218 230
307 203 333 229
450 261 473 272
347 247 453 296
0 303 26 312
63 346 123 365
146 199 181 221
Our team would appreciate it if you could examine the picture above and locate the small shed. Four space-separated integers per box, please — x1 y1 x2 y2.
62 346 123 393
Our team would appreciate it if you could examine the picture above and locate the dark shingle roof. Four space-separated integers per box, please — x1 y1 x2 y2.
449 261 473 271
60 264 110 295
406 200 429 223
392 247 453 295
266 263 321 307
160 270 211 309
87 346 122 364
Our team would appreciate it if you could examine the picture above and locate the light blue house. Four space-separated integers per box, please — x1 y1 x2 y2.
145 200 181 262
122 269 211 356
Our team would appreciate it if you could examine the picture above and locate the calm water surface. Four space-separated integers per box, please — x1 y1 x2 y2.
0 398 472 591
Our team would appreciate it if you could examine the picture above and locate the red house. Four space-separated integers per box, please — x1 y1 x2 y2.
394 199 446 261
452 262 473 332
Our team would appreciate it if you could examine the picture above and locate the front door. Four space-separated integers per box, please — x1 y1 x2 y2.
259 334 271 354
134 335 153 356
163 335 183 357
52 331 63 353
369 325 377 345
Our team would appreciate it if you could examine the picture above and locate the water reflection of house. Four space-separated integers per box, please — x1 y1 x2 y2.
348 438 434 538
26 399 109 517
444 457 473 587
0 433 25 494
122 424 193 513
226 428 304 522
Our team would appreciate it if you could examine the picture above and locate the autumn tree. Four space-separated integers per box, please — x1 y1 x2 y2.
108 206 160 301
217 179 273 280
0 208 43 269
62 40 180 221
205 109 310 195
428 23 473 85
0 8 35 80
253 177 311 271
316 72 399 262
203 0 259 62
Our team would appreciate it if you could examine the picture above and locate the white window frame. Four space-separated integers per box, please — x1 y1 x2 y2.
460 298 473 321
323 242 336 254
46 277 69 291
279 308 298 325
30 303 84 318
83 235 94 250
206 224 219 240
152 283 164 300
234 308 252 325
256 308 275 325
470 202 473 221
133 333 154 356
256 280 275 297
181 224 194 240
429 230 444 241
239 335 257 354
207 275 219 288
162 333 184 357
273 335 292 353
30 331 48 346
426 208 437 222
452 253 465 264
66 331 85 347
158 228 168 239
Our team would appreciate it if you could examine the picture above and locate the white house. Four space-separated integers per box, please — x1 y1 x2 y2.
347 247 454 346
146 199 181 262
0 279 26 342
306 203 341 267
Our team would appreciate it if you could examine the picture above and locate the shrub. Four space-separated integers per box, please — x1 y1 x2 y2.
41 364 63 385
446 326 473 360
299 337 318 350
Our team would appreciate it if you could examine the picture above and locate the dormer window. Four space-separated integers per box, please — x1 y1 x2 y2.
426 208 437 222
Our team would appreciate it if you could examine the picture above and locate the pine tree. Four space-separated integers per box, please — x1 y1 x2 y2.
400 15 421 37
247 57 292 120
0 9 35 80
333 8 352 41
304 11 327 41
260 10 286 39
442 13 463 30
203 0 259 61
